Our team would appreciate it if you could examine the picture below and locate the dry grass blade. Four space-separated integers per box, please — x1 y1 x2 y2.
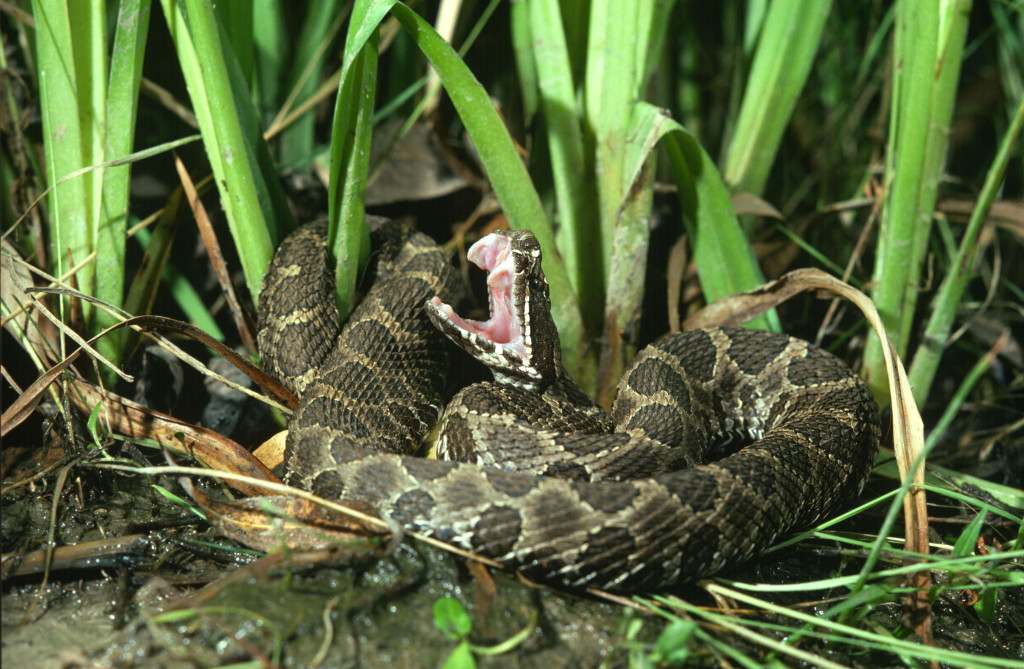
22 292 296 412
0 348 82 438
1 240 51 360
939 197 1024 233
2 270 142 436
181 479 384 555
174 154 258 353
122 314 297 410
5 275 131 384
72 381 279 497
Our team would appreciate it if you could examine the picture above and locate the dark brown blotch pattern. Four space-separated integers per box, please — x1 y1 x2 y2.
261 218 879 592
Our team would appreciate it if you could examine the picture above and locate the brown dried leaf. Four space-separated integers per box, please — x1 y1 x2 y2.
730 192 784 219
72 382 279 497
181 479 385 555
253 430 287 470
367 120 468 206
666 235 688 334
0 350 82 438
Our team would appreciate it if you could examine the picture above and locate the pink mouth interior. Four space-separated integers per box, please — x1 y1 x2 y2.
430 234 525 355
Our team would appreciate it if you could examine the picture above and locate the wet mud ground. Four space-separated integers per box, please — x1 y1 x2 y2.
2 328 1022 667
3 454 1021 667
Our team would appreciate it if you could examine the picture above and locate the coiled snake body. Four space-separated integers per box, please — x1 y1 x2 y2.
258 218 880 592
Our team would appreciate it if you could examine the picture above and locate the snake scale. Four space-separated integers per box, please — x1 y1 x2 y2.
257 217 881 592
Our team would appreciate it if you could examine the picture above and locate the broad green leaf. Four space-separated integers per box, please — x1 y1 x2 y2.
161 0 293 303
386 2 587 376
432 597 472 640
633 103 777 332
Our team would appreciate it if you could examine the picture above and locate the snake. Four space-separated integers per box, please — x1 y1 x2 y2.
257 217 881 592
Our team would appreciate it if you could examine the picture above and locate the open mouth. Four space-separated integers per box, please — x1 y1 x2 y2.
429 233 528 358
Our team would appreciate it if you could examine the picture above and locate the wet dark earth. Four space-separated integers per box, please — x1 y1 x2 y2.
3 333 1022 667
3 456 1022 667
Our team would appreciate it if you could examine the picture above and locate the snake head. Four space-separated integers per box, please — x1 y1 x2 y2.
426 229 560 390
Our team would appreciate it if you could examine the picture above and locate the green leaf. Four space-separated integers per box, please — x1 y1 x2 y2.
442 641 476 669
974 586 997 625
952 510 987 558
634 103 776 331
433 597 472 641
651 619 696 664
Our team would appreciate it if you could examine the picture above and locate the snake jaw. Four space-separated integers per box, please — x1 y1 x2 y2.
426 231 551 388
466 234 527 356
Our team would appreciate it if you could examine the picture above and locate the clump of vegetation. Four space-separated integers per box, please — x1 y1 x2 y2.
2 1 1021 666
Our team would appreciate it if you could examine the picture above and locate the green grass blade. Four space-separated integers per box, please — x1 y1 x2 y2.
636 0 676 86
252 0 288 124
160 0 293 304
319 1 588 374
863 0 971 402
384 1 587 376
102 0 153 360
32 0 106 336
722 0 830 202
595 118 655 405
582 2 679 398
508 1 538 125
657 586 1024 669
214 0 253 84
991 2 1023 120
908 98 1024 405
922 332 1013 453
527 0 599 335
327 0 378 319
584 0 642 285
276 0 343 167
645 104 775 332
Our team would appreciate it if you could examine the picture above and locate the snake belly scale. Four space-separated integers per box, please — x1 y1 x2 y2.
257 218 880 592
